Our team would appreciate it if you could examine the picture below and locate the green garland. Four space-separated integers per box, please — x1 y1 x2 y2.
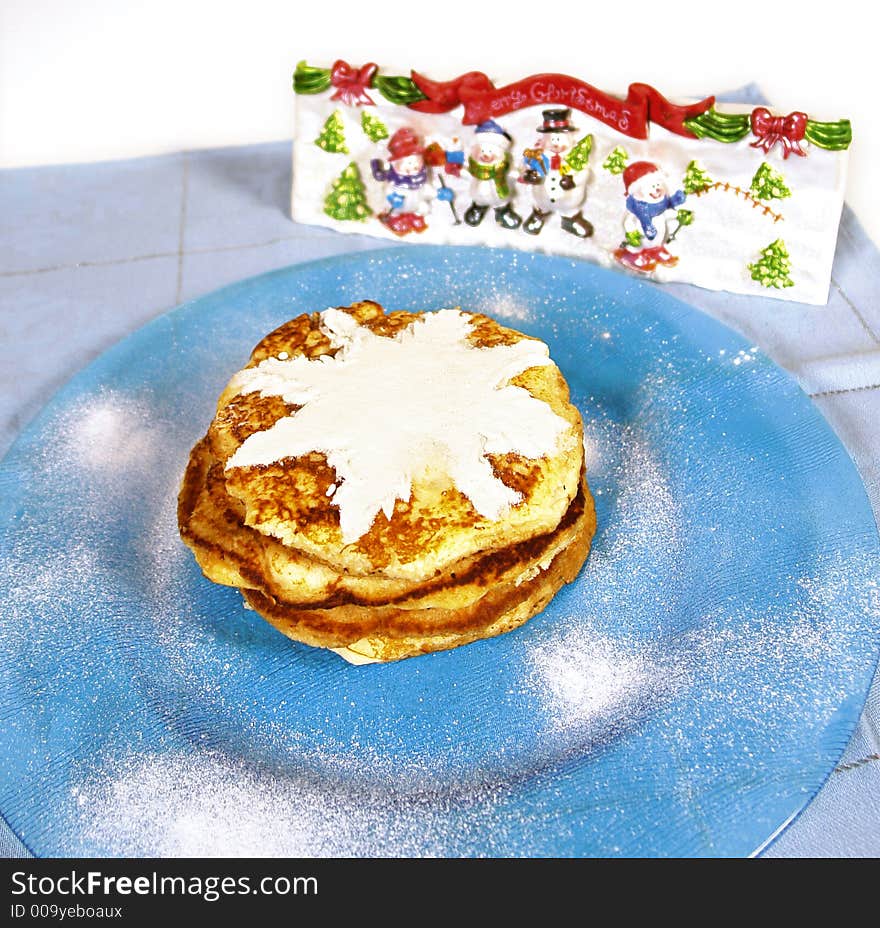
685 105 851 151
293 60 425 106
293 61 332 94
373 74 426 106
684 107 751 143
294 62 852 151
804 118 852 151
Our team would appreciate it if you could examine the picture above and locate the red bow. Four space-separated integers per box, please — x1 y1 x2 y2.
750 107 809 158
330 59 378 107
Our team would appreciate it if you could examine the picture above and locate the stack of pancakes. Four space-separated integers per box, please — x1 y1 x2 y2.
178 301 595 663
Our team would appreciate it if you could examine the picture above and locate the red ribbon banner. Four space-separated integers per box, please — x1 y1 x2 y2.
330 60 378 107
409 71 496 114
410 72 713 139
749 107 808 158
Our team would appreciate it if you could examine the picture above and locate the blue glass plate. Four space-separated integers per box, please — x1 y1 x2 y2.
1 246 878 857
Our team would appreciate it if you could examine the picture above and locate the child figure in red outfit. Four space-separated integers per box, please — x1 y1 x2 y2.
370 128 455 236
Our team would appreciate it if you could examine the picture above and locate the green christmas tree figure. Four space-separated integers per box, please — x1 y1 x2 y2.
361 110 389 143
602 146 629 174
748 239 794 289
683 160 713 194
562 134 594 174
750 161 791 201
324 163 372 222
315 110 348 154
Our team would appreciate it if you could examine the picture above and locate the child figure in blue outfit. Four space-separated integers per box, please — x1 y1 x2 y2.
615 161 687 273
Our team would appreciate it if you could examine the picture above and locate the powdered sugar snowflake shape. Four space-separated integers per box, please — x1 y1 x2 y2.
226 308 569 542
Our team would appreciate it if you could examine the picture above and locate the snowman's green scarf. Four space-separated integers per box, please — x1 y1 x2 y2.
467 155 511 199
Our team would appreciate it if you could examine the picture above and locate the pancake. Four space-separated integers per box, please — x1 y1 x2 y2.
208 301 584 582
241 481 594 662
178 301 595 663
180 436 590 611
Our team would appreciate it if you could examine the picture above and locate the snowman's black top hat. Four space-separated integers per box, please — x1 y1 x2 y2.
537 108 577 133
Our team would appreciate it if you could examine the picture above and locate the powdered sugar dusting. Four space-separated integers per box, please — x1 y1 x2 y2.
1 540 102 615
141 471 191 599
529 627 657 732
523 416 686 741
687 553 880 715
74 748 509 858
52 391 163 477
34 390 193 598
573 414 683 632
475 292 534 324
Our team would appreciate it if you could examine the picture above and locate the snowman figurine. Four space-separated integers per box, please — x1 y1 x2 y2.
464 120 521 230
518 109 593 238
614 161 686 272
370 127 453 236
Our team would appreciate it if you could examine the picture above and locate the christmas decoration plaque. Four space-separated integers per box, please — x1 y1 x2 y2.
292 61 852 304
